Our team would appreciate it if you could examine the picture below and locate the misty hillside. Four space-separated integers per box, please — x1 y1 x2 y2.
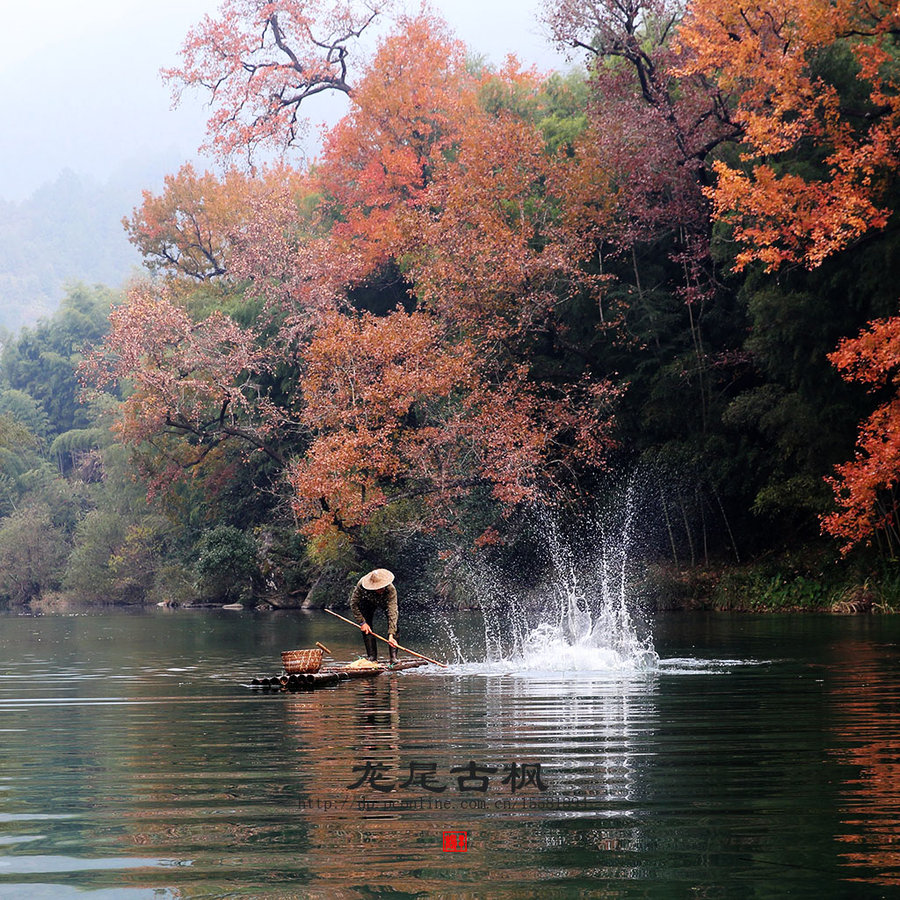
0 169 154 332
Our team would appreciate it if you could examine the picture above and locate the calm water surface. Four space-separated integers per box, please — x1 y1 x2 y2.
0 609 898 898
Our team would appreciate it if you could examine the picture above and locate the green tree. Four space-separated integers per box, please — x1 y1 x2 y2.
0 503 68 605
194 525 260 603
1 283 117 440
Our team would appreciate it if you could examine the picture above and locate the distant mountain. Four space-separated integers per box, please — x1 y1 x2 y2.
0 159 188 333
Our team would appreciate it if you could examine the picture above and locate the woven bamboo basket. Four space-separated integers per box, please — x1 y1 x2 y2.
281 648 324 674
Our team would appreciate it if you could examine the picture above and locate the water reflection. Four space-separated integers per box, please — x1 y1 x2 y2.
826 635 900 885
1 611 899 896
275 657 663 896
0 889 179 900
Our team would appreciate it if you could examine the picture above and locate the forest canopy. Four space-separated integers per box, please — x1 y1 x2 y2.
3 0 900 610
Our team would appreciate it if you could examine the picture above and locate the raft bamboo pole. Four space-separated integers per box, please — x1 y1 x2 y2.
325 609 447 668
249 658 429 691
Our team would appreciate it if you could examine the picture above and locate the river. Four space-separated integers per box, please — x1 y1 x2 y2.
0 608 898 897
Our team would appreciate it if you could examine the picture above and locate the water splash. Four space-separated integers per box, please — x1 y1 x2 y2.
444 486 659 675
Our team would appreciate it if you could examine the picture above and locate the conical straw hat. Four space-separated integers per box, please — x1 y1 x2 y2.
361 568 394 590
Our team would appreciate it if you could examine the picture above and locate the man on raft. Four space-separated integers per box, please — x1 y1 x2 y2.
349 568 399 664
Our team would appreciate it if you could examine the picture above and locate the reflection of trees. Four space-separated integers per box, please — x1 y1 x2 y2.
828 638 900 886
0 613 333 894
281 676 514 893
284 676 404 873
284 675 401 783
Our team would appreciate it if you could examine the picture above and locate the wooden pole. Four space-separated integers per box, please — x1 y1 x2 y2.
324 608 447 668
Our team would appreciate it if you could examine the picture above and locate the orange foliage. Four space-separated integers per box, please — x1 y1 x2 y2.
319 37 607 338
315 14 475 278
277 19 621 542
406 96 572 338
287 310 619 545
125 163 309 284
677 0 900 270
286 309 477 539
822 316 900 553
91 12 623 546
675 0 900 551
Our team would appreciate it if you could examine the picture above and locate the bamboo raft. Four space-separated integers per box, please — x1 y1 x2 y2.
248 658 429 691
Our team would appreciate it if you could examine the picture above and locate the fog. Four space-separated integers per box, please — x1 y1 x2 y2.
0 0 572 203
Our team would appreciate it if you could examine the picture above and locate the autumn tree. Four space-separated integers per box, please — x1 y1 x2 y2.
545 0 745 442
545 0 741 244
539 0 767 564
124 163 308 285
823 317 900 554
311 14 476 279
676 0 900 271
286 309 617 553
89 11 622 564
81 285 281 496
164 0 385 159
671 0 900 554
289 29 622 547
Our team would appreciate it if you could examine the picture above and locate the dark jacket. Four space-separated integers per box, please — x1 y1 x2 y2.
349 581 399 635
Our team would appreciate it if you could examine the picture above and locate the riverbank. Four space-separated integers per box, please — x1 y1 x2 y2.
9 542 900 616
645 547 900 614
